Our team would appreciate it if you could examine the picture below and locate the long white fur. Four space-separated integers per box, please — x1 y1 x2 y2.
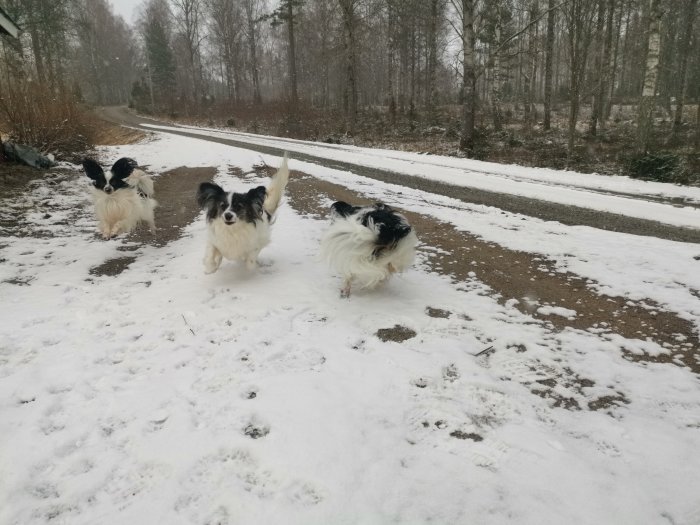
203 157 289 274
91 169 156 239
263 153 289 216
321 212 418 291
204 218 271 273
127 169 155 198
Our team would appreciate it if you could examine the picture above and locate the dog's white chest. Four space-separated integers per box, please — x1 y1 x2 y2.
209 219 271 260
92 188 139 222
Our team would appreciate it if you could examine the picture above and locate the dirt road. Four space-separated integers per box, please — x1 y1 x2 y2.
95 105 700 244
80 108 700 377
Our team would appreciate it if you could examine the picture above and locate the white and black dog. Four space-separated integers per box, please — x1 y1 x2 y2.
82 157 156 239
196 155 289 274
321 201 418 297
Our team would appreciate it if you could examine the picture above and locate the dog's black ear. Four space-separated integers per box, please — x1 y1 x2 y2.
331 201 360 218
82 158 105 181
111 157 138 180
247 186 267 216
197 182 226 209
248 186 266 204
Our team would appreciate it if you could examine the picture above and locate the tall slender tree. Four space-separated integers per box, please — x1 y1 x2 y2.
268 0 304 109
143 0 177 112
339 0 359 132
451 0 476 152
672 0 698 132
563 0 597 154
543 0 556 130
636 0 663 153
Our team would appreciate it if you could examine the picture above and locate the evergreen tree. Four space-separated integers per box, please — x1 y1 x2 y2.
144 13 177 112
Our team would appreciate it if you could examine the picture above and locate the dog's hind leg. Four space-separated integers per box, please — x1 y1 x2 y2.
340 277 352 298
144 198 157 234
144 209 156 234
203 243 223 274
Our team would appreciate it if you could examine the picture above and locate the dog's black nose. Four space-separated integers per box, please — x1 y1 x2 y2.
223 212 234 222
104 186 113 194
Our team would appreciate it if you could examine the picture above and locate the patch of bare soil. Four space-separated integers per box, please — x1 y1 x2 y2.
89 166 217 276
281 170 700 374
426 307 451 318
92 124 146 146
141 166 216 247
89 256 137 277
376 325 418 343
0 162 46 188
0 164 84 239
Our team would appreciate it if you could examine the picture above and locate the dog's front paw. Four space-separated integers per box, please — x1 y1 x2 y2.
203 260 219 274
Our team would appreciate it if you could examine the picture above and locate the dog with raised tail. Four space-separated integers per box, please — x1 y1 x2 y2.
196 154 290 274
82 157 157 239
321 201 418 297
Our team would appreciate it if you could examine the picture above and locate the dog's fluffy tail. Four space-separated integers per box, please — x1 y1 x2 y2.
263 153 289 216
127 169 155 199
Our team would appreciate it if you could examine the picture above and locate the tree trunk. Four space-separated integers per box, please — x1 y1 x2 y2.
605 0 624 121
491 15 504 132
287 1 299 109
28 24 46 84
636 0 663 153
565 0 596 155
543 0 555 130
695 101 700 149
340 0 358 133
244 0 262 105
426 0 439 123
409 22 416 122
568 67 580 153
459 0 477 153
146 53 156 113
387 1 397 125
589 0 606 136
672 0 698 132
598 0 615 129
524 0 539 131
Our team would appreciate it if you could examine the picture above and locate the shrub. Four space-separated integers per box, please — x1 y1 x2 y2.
0 81 95 157
628 152 689 184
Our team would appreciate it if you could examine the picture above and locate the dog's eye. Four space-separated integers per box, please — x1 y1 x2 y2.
220 202 227 209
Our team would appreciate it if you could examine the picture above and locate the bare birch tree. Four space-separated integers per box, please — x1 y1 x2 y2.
636 0 663 153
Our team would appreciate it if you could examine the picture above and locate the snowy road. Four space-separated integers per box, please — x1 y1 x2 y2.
1 129 700 524
96 106 700 242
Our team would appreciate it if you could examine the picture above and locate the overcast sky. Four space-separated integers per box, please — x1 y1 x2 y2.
110 0 142 25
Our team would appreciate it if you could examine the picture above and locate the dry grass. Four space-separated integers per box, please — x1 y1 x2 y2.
0 81 96 158
91 123 146 146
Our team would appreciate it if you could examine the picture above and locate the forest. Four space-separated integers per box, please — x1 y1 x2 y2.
0 0 698 182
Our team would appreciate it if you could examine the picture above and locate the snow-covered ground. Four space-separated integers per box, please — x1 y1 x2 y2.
142 122 700 228
2 132 700 524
